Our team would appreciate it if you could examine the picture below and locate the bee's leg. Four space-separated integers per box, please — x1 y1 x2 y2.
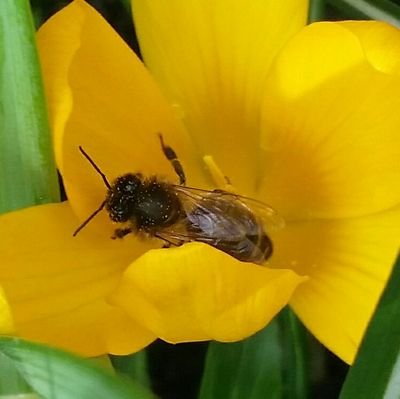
212 189 232 195
154 232 184 248
224 175 232 186
112 227 132 239
158 133 186 185
161 240 184 248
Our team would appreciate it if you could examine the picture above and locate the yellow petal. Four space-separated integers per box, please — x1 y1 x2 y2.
0 202 155 355
0 286 14 334
36 0 81 171
341 21 400 74
111 242 305 343
37 0 207 224
259 22 400 219
132 0 308 193
269 206 400 364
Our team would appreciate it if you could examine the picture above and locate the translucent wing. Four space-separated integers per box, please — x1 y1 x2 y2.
173 185 285 232
156 186 282 245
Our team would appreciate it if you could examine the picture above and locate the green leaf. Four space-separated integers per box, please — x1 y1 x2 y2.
198 319 283 399
198 310 310 399
328 0 400 27
0 0 60 214
339 253 400 399
0 337 155 399
308 0 327 22
0 0 60 393
278 309 309 399
120 0 131 14
110 350 151 389
0 353 31 395
199 308 309 399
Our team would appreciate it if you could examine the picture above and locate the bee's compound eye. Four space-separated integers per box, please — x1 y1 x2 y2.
105 173 142 222
106 193 134 222
108 206 131 222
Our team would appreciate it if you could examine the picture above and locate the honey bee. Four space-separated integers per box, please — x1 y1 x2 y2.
73 135 283 264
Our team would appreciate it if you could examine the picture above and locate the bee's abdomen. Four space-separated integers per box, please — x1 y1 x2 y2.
212 232 273 265
248 233 273 264
187 200 273 265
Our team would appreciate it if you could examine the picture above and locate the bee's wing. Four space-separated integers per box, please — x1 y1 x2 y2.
157 186 255 244
173 185 285 232
155 229 217 246
236 195 285 232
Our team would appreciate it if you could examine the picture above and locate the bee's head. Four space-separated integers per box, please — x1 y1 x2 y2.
105 173 143 222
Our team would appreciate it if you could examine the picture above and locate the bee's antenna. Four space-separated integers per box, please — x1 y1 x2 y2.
73 200 106 236
73 146 110 236
79 146 111 189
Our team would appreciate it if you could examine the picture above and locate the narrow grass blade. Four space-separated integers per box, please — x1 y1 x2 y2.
0 337 155 399
339 254 400 399
0 0 60 214
328 0 400 27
